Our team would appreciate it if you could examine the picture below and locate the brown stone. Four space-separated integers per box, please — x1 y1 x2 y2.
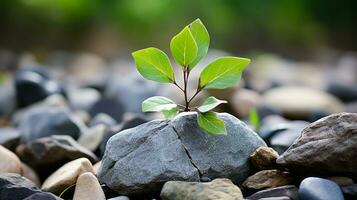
160 178 243 200
243 170 293 190
250 147 279 170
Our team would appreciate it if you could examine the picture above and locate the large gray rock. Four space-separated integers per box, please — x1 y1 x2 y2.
170 113 266 182
277 112 357 176
98 120 200 196
98 113 266 196
18 106 86 142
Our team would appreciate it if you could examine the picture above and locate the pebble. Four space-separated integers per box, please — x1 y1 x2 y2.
299 177 344 200
73 172 106 200
41 158 94 195
0 145 22 174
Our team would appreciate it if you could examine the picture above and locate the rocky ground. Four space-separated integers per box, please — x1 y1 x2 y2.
0 51 356 200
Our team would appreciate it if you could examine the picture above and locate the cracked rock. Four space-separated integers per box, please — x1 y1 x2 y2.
98 112 266 196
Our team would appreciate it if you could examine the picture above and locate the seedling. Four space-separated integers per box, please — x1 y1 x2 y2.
132 19 250 135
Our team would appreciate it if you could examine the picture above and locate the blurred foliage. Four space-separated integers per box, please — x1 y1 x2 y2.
0 0 356 55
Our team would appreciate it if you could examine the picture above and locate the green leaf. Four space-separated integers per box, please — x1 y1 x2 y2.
162 107 179 119
197 111 227 135
199 57 250 89
249 107 260 130
189 19 210 69
170 26 198 67
142 96 177 112
198 96 227 113
132 47 175 83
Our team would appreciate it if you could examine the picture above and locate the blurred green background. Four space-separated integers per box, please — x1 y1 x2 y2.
1 0 356 59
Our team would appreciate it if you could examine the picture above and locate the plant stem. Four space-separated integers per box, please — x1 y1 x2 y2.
188 86 202 105
183 67 190 111
173 81 184 92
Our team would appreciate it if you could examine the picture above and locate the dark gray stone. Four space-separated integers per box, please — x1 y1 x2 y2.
171 113 266 183
16 135 98 179
277 112 357 175
269 121 309 154
327 83 357 102
15 67 64 108
18 106 86 142
0 127 20 151
89 97 125 122
0 79 16 117
341 184 357 200
99 113 266 196
299 177 344 200
247 185 298 200
98 120 200 196
105 72 159 113
0 173 40 200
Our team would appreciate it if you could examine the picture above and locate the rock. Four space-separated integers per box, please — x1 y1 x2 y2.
22 163 41 187
269 121 309 154
258 115 288 140
18 106 86 142
78 124 107 152
328 176 354 186
0 173 40 199
247 185 298 200
327 82 357 102
243 170 293 190
0 145 22 174
15 67 64 108
73 110 91 124
262 86 344 119
89 97 125 122
258 197 290 200
230 89 261 117
160 178 243 200
93 161 101 174
299 177 344 200
16 135 97 179
99 113 149 156
345 101 357 113
98 113 266 196
277 112 357 175
73 172 105 200
341 184 357 200
23 192 63 200
89 113 117 127
170 113 266 182
12 94 67 124
0 78 16 117
106 72 160 113
250 147 279 170
98 120 200 196
67 88 101 111
108 196 130 200
42 158 94 195
0 127 20 151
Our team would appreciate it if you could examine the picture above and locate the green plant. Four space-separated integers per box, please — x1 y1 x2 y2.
132 19 250 135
